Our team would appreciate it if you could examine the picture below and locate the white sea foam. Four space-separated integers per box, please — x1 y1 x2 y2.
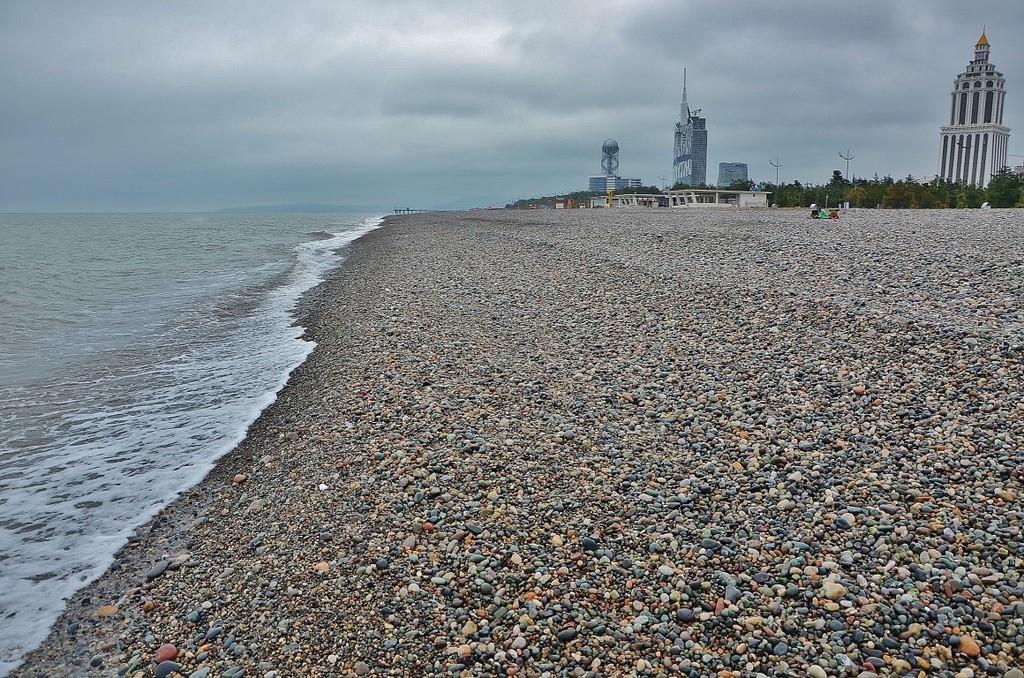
0 214 383 675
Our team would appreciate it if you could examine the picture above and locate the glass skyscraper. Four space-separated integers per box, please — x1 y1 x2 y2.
672 70 708 186
718 162 748 187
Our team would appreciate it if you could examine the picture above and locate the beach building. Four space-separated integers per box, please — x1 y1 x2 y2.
672 69 708 186
718 162 749 187
938 31 1010 187
608 188 768 208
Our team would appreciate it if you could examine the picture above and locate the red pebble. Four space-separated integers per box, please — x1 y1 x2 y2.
155 643 178 663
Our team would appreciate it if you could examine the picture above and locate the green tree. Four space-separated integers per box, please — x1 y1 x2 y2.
505 190 601 209
930 180 957 208
986 169 1024 207
964 184 986 208
828 170 847 187
771 182 806 207
846 186 868 207
882 182 912 208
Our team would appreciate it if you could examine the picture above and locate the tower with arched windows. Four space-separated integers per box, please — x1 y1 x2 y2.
938 31 1010 187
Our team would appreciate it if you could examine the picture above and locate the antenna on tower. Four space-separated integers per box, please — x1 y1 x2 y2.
680 68 689 121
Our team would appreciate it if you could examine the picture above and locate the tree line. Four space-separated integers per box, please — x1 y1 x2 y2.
506 169 1024 209
760 168 1024 209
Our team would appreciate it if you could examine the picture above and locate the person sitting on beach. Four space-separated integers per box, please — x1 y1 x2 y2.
809 203 818 218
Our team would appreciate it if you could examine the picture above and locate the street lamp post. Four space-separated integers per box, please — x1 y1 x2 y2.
839 150 854 182
769 158 782 185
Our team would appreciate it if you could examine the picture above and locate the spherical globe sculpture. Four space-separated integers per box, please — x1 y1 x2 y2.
601 138 620 175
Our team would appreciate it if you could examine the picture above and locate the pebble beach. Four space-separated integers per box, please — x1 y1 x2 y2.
13 208 1024 677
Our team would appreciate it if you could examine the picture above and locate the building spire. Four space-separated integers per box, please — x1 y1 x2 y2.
680 68 689 123
973 28 990 63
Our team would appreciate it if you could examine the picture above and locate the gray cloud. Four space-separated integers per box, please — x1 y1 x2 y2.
1 0 1021 211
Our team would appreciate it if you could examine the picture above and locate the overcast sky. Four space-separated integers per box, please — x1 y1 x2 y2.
1 0 1022 212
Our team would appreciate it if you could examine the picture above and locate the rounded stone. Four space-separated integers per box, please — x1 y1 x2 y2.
155 661 179 678
154 643 178 663
556 628 577 643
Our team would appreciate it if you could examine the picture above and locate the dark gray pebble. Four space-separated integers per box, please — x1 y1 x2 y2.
145 561 169 580
155 660 179 678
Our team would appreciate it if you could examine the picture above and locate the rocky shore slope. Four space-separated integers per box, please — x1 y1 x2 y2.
14 209 1024 677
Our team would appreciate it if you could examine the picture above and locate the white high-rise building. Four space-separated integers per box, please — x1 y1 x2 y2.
938 31 1010 187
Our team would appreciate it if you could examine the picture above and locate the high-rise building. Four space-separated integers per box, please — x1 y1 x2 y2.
718 162 749 187
938 31 1010 187
672 70 708 186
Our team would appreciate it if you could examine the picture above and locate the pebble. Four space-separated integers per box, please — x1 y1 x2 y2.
18 210 1024 677
821 580 847 601
155 660 179 678
154 643 178 663
145 560 169 580
956 634 982 657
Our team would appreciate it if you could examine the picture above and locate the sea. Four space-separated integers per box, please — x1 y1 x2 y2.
0 212 384 675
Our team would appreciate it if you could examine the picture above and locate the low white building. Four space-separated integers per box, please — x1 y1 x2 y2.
665 188 769 207
603 189 770 208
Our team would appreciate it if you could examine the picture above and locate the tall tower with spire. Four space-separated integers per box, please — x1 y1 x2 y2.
938 30 1010 187
673 70 707 186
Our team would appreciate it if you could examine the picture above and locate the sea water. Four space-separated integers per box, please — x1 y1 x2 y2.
0 212 383 674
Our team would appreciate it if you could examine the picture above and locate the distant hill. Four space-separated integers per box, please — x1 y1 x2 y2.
218 196 509 214
217 203 385 214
